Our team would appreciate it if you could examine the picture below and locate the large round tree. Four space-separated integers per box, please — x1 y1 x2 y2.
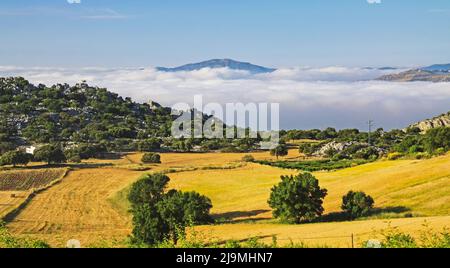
268 173 328 224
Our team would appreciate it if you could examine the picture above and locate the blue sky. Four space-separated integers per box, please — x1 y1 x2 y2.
1 0 450 68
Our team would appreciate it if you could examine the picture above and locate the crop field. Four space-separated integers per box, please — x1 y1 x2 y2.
0 191 29 219
4 152 450 248
0 168 67 220
0 169 67 191
5 168 143 247
195 215 450 247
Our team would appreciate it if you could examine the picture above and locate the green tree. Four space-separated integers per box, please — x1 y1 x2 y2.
34 145 66 165
423 127 450 154
128 174 212 246
268 173 327 223
128 173 169 206
138 138 161 152
157 190 212 244
0 151 32 167
270 144 289 159
341 191 374 219
141 153 161 164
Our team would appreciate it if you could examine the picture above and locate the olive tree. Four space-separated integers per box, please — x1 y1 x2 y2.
268 173 328 224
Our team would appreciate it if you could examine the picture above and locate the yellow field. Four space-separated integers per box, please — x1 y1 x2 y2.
168 153 450 220
0 191 29 219
3 151 450 248
195 216 450 247
0 168 67 220
6 168 143 247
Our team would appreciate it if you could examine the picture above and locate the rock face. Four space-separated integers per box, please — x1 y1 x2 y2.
407 112 450 133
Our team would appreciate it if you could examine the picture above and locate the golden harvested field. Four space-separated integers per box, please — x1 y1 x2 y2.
0 168 67 220
125 149 304 168
0 191 29 219
4 151 450 248
195 216 450 247
168 153 450 221
6 168 143 247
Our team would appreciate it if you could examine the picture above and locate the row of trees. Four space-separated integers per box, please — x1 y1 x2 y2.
0 145 66 166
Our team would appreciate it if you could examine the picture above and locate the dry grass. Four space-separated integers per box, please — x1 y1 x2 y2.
4 151 450 248
0 191 29 219
0 168 67 220
169 153 450 221
6 168 143 247
195 216 450 248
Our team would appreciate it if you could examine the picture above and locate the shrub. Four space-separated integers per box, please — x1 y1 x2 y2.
270 144 289 159
268 173 327 223
341 191 374 219
387 152 403 160
242 155 255 162
141 153 161 164
138 138 161 152
435 148 446 156
0 222 50 248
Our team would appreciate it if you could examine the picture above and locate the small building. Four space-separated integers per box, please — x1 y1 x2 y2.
25 146 37 155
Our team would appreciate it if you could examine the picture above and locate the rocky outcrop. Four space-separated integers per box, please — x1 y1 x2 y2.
407 112 450 133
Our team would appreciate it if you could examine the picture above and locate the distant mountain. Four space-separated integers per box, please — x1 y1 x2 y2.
363 67 398 71
156 59 276 74
377 63 450 82
406 112 450 133
420 64 450 73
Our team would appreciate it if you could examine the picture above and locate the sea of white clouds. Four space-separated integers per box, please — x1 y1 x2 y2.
1 66 449 130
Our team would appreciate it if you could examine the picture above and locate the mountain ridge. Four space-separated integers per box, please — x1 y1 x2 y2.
156 59 276 74
377 63 450 82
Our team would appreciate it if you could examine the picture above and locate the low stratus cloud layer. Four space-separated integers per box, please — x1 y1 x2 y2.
1 66 449 130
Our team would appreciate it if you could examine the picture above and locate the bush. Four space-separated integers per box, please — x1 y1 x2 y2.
298 143 321 157
242 155 255 162
138 138 161 152
270 144 288 159
353 147 380 160
0 222 50 248
141 153 161 164
268 173 327 223
387 152 403 160
341 191 374 219
435 148 446 156
369 226 450 248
